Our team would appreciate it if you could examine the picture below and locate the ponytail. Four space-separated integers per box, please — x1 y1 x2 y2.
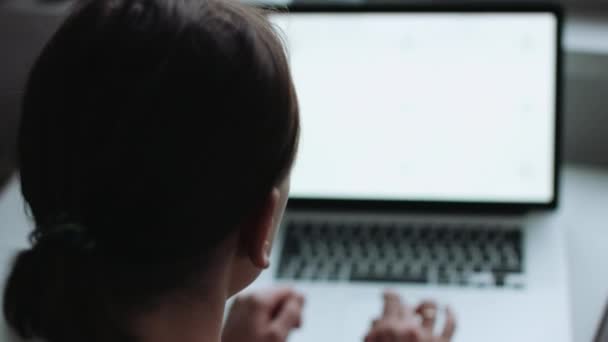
3 227 130 342
4 248 44 339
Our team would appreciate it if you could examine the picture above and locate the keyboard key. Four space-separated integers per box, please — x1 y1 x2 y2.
467 272 494 287
350 269 428 284
504 274 526 288
494 272 506 287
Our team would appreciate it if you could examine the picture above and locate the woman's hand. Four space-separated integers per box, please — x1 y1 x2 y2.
365 291 456 342
222 287 305 342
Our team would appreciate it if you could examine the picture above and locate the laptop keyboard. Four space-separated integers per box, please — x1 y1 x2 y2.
276 220 524 288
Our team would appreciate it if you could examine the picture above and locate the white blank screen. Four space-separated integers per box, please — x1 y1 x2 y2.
270 12 557 203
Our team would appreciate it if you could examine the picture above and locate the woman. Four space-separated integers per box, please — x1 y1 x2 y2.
2 0 455 341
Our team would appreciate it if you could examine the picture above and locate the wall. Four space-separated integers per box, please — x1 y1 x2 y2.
565 51 608 166
0 5 64 188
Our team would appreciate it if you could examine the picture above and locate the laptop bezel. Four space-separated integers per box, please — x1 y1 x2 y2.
269 3 563 213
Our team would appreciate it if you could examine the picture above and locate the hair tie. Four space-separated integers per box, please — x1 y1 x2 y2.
30 222 97 252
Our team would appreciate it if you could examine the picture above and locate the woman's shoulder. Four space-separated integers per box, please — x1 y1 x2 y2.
0 321 28 342
0 325 42 342
0 176 35 342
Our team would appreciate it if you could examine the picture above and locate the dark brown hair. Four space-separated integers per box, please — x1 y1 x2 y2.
3 0 299 341
0 98 19 192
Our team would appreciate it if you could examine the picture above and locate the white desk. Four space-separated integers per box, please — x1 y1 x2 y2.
558 166 608 342
0 165 607 342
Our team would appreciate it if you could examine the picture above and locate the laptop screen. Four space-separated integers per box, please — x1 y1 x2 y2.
269 9 559 205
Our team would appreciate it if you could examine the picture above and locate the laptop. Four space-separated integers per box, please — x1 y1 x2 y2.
253 4 570 342
595 300 608 342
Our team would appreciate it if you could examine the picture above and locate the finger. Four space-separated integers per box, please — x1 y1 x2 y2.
382 290 405 319
272 296 304 330
255 287 298 310
382 325 398 342
415 300 438 332
440 306 457 341
366 328 387 342
376 334 394 342
376 323 398 342
399 326 423 342
364 330 378 342
295 292 306 306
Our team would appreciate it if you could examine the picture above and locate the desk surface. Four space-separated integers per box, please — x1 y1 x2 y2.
558 165 608 342
0 165 607 342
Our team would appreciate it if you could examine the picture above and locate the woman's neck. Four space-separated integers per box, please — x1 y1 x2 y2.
132 235 243 342
132 245 238 342
134 288 227 342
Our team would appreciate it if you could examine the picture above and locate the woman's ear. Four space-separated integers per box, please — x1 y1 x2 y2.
243 188 281 269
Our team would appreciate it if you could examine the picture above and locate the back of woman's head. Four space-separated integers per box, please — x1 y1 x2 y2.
3 0 299 341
